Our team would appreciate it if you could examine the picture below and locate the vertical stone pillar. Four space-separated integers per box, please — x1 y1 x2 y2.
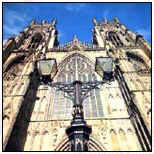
95 28 105 48
48 28 56 49
126 30 136 41
120 24 127 31
15 32 25 48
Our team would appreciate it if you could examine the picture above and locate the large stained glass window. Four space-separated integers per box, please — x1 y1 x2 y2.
30 54 104 121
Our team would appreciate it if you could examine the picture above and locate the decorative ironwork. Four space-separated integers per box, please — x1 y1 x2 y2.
48 79 109 151
31 54 113 122
53 54 105 119
37 58 57 82
36 53 114 151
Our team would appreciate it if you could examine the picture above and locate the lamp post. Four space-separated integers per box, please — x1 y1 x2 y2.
66 80 91 151
36 56 113 151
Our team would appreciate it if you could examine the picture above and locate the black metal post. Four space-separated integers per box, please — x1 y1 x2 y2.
66 81 92 151
74 80 82 106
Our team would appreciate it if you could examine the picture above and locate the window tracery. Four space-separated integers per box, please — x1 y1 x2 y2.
126 51 148 75
126 128 141 150
119 129 127 148
3 56 26 97
110 129 120 150
108 31 123 47
30 54 105 121
28 33 43 49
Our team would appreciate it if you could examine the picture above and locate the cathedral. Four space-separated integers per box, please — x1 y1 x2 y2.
3 17 151 151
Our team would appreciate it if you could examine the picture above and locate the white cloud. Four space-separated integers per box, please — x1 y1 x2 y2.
10 10 25 22
4 25 20 36
5 9 27 25
3 39 7 46
65 4 86 12
3 9 31 38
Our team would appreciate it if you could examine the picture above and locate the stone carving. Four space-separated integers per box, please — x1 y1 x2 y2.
100 126 107 139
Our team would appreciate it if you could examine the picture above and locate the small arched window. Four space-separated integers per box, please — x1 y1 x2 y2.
110 129 120 150
126 51 148 75
28 33 42 49
126 51 145 64
108 31 123 47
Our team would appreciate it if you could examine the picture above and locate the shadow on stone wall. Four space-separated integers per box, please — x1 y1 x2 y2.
5 70 40 151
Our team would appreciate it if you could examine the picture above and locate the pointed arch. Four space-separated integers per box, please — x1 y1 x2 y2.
31 31 45 42
51 53 104 119
110 129 120 151
126 51 149 74
56 53 96 74
28 31 45 49
126 128 141 150
55 136 106 151
3 54 27 97
30 94 49 121
119 128 128 150
54 52 102 83
4 54 26 73
107 31 123 47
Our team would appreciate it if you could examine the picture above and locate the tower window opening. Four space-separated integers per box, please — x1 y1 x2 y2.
126 51 145 64
28 33 43 49
125 37 130 42
108 31 123 47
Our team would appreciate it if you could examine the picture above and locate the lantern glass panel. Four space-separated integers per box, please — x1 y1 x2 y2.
37 59 57 76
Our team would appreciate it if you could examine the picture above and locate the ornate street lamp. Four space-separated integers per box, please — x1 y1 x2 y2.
65 80 92 151
37 56 113 151
37 58 57 83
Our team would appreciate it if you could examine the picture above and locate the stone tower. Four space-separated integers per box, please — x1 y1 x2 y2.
3 17 151 151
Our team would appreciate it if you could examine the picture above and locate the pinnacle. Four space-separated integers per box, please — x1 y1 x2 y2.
51 18 57 26
73 34 78 41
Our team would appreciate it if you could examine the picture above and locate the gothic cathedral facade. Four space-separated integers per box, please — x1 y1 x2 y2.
3 17 151 151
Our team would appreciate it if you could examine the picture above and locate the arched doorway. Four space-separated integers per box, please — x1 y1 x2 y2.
55 136 106 151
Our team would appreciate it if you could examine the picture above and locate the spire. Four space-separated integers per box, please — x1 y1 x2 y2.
73 34 78 43
114 17 120 23
92 17 98 26
51 18 57 26
103 17 107 23
30 19 36 26
41 20 46 24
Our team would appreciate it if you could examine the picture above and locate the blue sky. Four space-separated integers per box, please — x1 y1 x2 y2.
3 2 151 45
